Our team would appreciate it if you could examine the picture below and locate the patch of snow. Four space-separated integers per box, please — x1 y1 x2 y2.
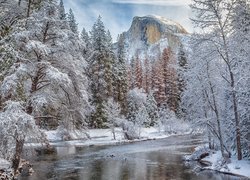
0 158 11 169
203 151 250 178
44 130 61 142
38 127 189 148
146 15 186 31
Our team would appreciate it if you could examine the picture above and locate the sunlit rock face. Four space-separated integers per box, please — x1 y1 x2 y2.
119 15 188 61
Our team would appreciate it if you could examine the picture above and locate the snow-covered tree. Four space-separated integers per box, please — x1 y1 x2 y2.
103 98 122 139
229 0 250 159
59 0 66 20
67 8 78 34
114 33 128 114
80 27 91 57
152 60 166 106
189 0 249 160
89 16 115 128
134 56 143 89
161 48 178 112
127 88 148 125
0 0 90 132
176 43 187 117
145 92 158 126
0 0 25 39
0 101 43 174
157 106 177 134
143 57 152 94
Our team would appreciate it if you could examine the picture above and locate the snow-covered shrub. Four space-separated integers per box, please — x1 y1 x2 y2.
0 101 43 160
0 101 44 174
184 145 211 161
127 88 147 122
157 107 176 134
156 106 190 134
103 98 122 139
120 119 140 140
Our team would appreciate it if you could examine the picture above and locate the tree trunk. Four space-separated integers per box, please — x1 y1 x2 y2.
12 139 24 175
230 72 242 160
27 0 32 17
219 19 242 160
206 64 225 157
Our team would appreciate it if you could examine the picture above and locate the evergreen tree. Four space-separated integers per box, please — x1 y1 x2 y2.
104 30 114 97
59 0 66 20
143 57 151 94
135 56 143 89
80 27 91 58
161 48 178 112
68 8 78 34
89 16 115 128
114 33 128 114
176 43 188 117
145 92 158 126
129 56 136 89
152 60 166 106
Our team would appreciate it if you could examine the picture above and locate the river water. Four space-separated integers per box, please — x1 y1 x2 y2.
20 134 242 180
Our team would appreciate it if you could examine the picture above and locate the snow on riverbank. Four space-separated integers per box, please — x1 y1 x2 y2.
202 151 250 178
185 145 250 179
43 127 185 147
0 158 13 179
0 158 10 169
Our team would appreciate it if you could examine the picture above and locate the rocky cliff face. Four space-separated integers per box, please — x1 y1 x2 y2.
119 15 188 61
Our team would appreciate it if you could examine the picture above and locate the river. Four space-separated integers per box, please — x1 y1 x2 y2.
20 134 242 180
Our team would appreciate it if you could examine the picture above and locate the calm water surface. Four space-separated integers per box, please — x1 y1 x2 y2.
21 135 243 180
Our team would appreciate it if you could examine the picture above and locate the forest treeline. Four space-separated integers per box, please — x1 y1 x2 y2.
0 0 249 177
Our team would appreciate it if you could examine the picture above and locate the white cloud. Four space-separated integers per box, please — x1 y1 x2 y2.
64 0 193 40
113 0 192 6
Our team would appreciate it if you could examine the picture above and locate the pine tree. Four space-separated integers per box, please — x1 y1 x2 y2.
68 8 78 34
152 60 166 106
161 48 178 112
89 16 115 128
104 30 114 97
143 57 152 94
80 27 91 57
114 33 128 114
145 92 158 126
129 56 136 89
59 0 66 20
176 43 188 117
135 56 143 89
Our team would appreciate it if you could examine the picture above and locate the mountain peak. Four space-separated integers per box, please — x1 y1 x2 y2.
131 15 188 35
118 15 188 60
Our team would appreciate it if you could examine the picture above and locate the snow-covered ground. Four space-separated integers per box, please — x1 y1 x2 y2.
43 127 184 147
185 145 250 179
202 151 250 178
0 158 13 179
0 158 10 170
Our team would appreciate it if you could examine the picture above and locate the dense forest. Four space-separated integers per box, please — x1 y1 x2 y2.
0 0 249 178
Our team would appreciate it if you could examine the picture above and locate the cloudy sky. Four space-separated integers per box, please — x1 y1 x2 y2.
64 0 193 39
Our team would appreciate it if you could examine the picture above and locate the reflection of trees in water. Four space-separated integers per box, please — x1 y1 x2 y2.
21 136 239 180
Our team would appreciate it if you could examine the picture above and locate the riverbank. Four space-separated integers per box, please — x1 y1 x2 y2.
185 145 250 179
202 151 250 179
44 127 188 147
1 127 190 178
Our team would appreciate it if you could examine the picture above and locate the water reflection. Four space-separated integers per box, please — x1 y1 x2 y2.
20 135 243 180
